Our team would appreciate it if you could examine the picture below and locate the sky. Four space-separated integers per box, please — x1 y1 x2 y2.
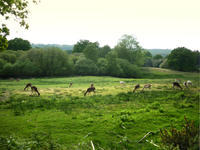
5 0 200 50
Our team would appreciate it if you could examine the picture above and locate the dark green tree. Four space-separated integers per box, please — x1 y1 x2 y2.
74 57 98 75
99 45 111 58
72 40 90 53
0 0 38 51
8 38 31 50
97 58 108 75
167 47 198 71
83 43 99 62
115 34 145 66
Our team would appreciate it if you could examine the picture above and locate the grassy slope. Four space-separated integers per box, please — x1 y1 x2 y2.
0 68 199 149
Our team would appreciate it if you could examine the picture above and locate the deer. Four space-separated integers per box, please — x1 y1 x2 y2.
172 82 182 90
133 84 140 92
69 82 73 88
142 84 152 91
24 83 32 91
24 83 40 96
30 86 40 96
84 84 95 96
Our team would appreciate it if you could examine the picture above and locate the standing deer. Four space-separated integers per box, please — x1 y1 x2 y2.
69 82 73 88
84 84 95 96
133 84 140 92
142 84 152 91
172 82 182 90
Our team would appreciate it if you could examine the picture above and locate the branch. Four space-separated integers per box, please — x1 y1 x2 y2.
137 131 153 143
90 140 95 150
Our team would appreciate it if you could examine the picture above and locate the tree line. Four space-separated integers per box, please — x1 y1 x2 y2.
0 35 199 78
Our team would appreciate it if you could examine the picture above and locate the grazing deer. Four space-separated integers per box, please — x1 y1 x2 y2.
69 82 73 88
133 84 140 92
183 81 188 88
187 80 192 86
24 83 32 91
142 84 152 91
84 84 95 96
16 78 20 82
172 82 182 90
31 86 40 96
120 81 125 85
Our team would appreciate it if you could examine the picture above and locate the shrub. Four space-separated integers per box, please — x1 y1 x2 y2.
160 116 199 150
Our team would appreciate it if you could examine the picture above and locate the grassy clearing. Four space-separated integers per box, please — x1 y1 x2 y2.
0 68 199 149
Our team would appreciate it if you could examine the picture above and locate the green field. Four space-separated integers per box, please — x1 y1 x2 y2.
0 68 199 149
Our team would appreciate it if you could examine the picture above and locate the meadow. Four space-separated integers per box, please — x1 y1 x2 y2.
0 68 199 150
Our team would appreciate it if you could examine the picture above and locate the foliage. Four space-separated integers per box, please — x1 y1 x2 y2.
114 34 145 66
8 38 31 50
167 47 199 72
72 39 90 53
75 57 98 75
83 43 99 62
0 0 38 51
160 116 199 150
98 45 111 58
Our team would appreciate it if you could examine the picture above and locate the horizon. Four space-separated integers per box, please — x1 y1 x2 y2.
4 0 200 50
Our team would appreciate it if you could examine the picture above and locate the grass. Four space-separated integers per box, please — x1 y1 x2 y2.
0 68 199 149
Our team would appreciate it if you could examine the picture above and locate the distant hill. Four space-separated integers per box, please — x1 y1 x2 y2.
146 49 172 56
31 44 73 50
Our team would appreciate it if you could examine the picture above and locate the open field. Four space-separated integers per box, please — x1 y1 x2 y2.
0 68 199 149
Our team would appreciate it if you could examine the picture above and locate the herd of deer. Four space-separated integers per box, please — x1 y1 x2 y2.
23 79 192 97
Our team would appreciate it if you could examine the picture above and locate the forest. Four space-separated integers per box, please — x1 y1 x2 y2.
0 35 199 78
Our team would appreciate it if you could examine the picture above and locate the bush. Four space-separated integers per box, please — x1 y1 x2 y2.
160 116 199 150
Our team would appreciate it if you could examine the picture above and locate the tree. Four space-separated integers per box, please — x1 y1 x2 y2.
8 38 31 50
72 40 90 53
167 47 198 72
115 34 145 66
99 45 111 58
74 57 98 75
97 58 108 75
0 0 38 51
83 43 99 62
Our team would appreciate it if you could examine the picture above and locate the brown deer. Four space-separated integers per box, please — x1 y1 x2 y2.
172 82 182 90
84 84 95 96
30 86 40 96
183 81 188 88
69 82 73 88
24 83 32 91
133 84 140 92
142 84 152 91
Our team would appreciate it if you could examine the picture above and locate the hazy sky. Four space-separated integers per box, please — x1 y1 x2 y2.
5 0 200 50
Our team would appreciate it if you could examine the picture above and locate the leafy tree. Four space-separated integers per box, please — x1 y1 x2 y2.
167 47 198 71
83 43 99 62
153 54 163 60
106 51 122 76
99 45 111 58
0 0 38 51
97 58 108 75
143 50 153 67
7 38 31 50
116 58 141 77
115 34 145 66
74 57 98 75
72 40 90 53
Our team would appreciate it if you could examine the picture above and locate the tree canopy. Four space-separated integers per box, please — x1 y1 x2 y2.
167 47 199 72
8 38 31 50
0 0 38 51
